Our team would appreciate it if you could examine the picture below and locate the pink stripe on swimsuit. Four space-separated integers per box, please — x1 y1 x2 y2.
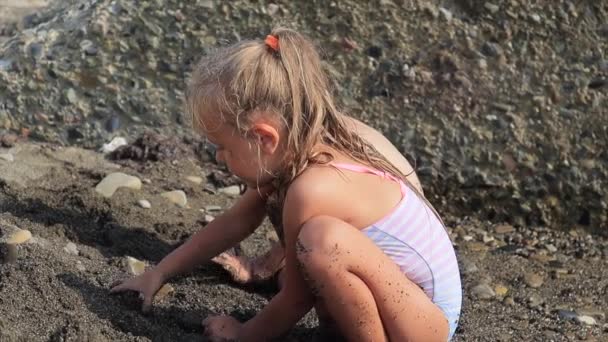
332 163 462 340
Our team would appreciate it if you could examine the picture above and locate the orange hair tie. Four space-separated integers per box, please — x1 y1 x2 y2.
265 35 279 52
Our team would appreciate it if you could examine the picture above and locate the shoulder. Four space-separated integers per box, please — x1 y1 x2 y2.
281 165 346 232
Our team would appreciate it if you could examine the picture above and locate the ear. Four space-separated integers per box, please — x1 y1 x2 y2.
250 123 280 154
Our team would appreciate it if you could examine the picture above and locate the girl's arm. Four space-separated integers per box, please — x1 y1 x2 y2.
155 187 269 282
237 180 324 341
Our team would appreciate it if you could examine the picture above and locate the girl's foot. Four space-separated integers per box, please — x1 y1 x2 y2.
211 243 285 284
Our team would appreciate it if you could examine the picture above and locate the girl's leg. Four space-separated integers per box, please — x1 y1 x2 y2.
296 216 449 342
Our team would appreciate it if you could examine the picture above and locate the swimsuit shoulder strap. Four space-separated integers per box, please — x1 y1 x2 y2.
330 162 408 196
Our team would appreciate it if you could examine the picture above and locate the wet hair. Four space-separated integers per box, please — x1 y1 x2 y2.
186 27 432 220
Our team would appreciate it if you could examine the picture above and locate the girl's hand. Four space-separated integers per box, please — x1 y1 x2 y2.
109 269 164 313
202 315 242 342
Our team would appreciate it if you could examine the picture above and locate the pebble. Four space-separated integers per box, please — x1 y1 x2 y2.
219 185 241 197
75 261 86 272
204 205 222 212
137 199 151 209
558 309 578 321
484 3 500 14
161 190 188 208
0 134 17 147
494 285 509 297
0 153 14 162
5 229 32 245
126 256 146 275
95 172 142 198
100 137 127 153
528 294 543 308
204 215 215 224
460 259 479 275
63 242 79 256
576 315 597 326
185 176 203 185
439 7 452 22
471 283 495 300
524 273 544 288
495 224 515 234
155 284 175 302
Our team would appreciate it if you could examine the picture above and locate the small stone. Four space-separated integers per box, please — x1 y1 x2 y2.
204 205 222 212
266 230 280 242
439 7 452 21
204 215 215 224
126 256 146 275
528 294 543 308
471 283 495 300
0 153 14 162
155 284 174 302
524 273 544 288
495 224 515 234
161 190 188 208
461 259 479 275
495 285 509 297
576 315 597 326
530 13 541 23
138 199 151 209
219 185 241 197
484 3 500 14
75 261 86 272
558 309 578 321
63 242 79 256
545 244 557 253
0 134 17 147
66 88 78 105
503 296 515 306
95 173 142 198
101 137 127 153
481 41 503 57
185 176 203 185
267 3 279 15
80 40 98 56
6 229 32 245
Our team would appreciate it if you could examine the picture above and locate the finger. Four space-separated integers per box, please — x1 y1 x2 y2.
141 294 153 314
109 279 124 289
109 282 128 294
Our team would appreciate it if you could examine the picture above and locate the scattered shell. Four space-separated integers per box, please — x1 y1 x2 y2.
126 256 146 275
575 315 597 326
161 190 187 208
204 205 222 212
204 214 215 224
495 285 509 297
95 172 142 198
471 283 495 300
494 224 515 234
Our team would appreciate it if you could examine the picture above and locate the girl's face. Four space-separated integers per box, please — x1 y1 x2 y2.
198 111 283 188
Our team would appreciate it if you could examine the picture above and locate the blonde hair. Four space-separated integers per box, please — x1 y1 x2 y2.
186 28 430 222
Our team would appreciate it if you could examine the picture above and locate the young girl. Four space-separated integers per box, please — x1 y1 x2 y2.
111 28 462 341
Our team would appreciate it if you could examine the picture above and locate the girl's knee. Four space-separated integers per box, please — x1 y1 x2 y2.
297 216 347 256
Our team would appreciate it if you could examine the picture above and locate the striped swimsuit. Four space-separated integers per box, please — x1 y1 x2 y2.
332 163 462 340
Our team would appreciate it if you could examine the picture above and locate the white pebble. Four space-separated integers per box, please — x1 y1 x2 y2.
95 172 142 198
75 261 86 272
161 190 187 208
100 137 127 153
185 176 203 185
63 242 79 256
138 199 151 209
219 185 241 197
0 153 14 162
576 315 597 326
204 214 215 224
